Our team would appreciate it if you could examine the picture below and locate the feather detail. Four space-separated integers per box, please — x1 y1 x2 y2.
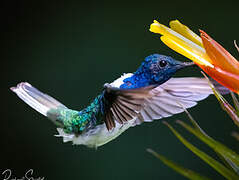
10 82 66 116
103 84 154 130
110 73 133 88
134 77 229 125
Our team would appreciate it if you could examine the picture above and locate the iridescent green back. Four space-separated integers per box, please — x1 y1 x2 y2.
47 94 104 134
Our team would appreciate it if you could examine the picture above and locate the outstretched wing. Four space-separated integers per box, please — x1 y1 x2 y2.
103 84 155 130
135 77 229 125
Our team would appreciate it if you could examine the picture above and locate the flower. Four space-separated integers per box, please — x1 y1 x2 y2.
150 20 239 93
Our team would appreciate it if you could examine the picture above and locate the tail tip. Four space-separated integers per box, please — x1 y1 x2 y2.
10 82 32 93
10 86 16 92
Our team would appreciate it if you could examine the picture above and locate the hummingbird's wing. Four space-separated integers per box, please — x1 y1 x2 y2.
134 77 229 125
103 84 155 130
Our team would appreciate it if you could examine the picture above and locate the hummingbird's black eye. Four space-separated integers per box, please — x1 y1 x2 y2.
159 60 167 67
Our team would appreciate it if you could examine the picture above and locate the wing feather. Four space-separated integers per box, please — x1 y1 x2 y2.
134 77 229 125
103 84 154 130
104 77 229 128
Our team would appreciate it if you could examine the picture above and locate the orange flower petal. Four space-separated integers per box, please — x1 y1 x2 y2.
200 30 239 75
198 64 239 93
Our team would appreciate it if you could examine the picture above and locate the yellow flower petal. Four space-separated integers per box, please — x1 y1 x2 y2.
150 20 194 45
160 36 214 68
150 20 213 67
169 20 203 47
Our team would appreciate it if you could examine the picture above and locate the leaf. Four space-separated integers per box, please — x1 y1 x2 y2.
215 151 236 172
181 98 239 174
224 156 239 175
147 148 211 180
202 71 239 127
181 107 239 173
231 92 239 115
231 131 239 141
163 121 239 180
176 120 239 168
179 104 207 135
216 151 239 175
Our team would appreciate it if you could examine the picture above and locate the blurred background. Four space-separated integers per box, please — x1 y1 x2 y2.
1 0 239 179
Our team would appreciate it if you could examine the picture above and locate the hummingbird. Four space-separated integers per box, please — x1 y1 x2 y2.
11 54 227 148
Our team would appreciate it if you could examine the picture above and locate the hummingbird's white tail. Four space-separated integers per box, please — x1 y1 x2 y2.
10 82 67 116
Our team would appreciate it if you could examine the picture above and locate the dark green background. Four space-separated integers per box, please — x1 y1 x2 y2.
2 0 239 179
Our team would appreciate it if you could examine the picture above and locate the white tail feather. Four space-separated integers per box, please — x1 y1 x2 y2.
10 82 66 116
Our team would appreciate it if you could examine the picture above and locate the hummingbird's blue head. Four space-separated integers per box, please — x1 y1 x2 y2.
120 54 194 89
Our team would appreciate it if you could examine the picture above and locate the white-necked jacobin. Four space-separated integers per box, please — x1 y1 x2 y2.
10 54 227 148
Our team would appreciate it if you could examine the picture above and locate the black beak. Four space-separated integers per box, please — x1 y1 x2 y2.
182 62 195 67
176 61 195 70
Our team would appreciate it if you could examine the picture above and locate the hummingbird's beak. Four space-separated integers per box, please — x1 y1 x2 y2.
182 62 195 67
176 61 195 70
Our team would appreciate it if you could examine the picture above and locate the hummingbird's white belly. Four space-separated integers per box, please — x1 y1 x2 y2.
56 73 137 148
56 117 136 148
